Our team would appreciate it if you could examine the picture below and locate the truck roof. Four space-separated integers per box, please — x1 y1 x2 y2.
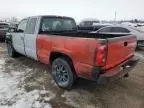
27 15 74 20
42 15 73 19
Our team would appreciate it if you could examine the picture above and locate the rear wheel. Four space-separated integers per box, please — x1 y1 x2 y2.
52 58 75 89
7 42 17 57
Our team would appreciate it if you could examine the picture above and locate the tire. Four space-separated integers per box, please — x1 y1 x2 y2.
7 42 17 57
52 58 76 89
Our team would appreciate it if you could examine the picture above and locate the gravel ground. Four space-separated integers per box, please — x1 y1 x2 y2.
0 43 144 108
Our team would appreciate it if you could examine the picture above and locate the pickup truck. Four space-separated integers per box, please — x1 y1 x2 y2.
6 15 138 89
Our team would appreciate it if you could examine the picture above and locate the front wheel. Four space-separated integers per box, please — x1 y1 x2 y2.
7 42 17 57
52 58 76 89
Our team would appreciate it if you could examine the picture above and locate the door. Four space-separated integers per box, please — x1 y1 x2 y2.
24 17 40 60
12 19 27 55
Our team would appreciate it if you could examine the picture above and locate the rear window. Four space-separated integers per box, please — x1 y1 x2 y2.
40 17 77 32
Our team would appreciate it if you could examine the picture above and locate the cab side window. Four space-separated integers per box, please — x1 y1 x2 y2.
25 18 37 34
17 19 27 33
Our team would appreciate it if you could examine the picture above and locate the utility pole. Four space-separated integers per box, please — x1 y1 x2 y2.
114 10 117 22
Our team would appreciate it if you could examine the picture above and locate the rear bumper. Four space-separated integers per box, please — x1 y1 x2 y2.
94 56 139 82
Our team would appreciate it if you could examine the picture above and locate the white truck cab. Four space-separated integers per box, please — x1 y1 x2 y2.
10 16 41 60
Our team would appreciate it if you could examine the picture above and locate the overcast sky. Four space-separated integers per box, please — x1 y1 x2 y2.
0 0 143 21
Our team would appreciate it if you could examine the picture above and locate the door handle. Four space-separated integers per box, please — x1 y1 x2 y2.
124 42 128 46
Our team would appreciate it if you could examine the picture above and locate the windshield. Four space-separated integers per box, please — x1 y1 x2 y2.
40 17 77 32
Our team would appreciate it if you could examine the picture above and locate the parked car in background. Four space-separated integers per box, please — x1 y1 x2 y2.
79 18 100 26
78 19 112 32
6 15 138 89
0 23 9 41
78 19 102 32
92 25 144 47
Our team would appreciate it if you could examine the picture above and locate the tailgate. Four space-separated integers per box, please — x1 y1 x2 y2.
105 35 137 70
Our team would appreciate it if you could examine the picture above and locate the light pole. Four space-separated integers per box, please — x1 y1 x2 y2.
114 10 117 22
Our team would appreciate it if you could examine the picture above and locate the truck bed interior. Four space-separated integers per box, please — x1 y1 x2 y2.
39 31 131 39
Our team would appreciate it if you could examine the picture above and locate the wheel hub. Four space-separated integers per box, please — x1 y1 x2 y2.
55 64 69 82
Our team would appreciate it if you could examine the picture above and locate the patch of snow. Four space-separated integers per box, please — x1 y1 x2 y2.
0 90 52 108
0 59 5 69
0 59 5 65
0 58 54 108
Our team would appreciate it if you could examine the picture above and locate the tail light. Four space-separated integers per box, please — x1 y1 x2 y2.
95 45 107 67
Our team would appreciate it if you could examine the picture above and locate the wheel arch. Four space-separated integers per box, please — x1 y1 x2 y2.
49 51 77 76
